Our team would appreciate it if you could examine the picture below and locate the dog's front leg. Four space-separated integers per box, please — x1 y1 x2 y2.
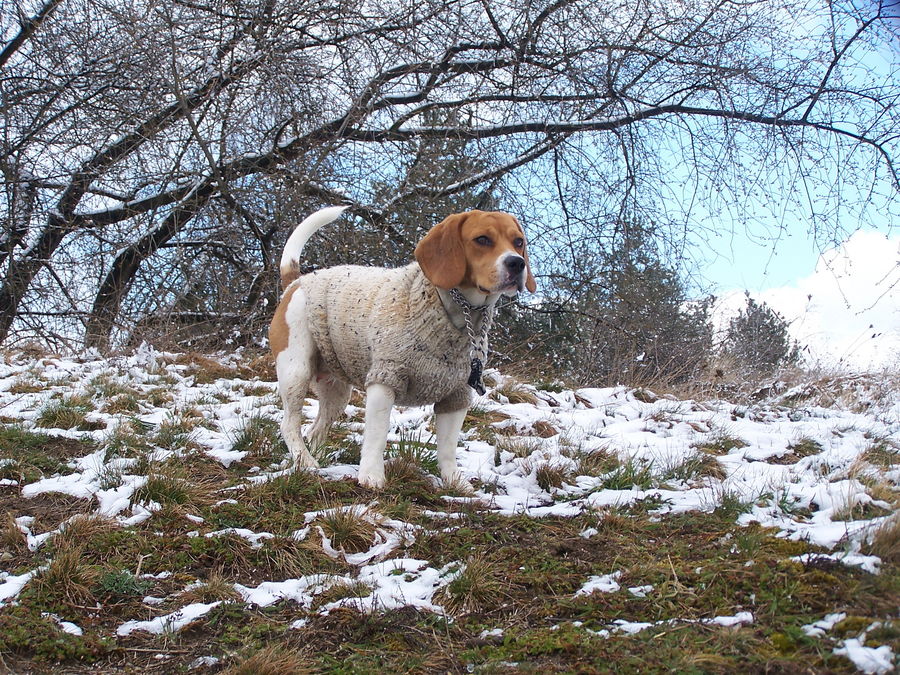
358 383 395 488
435 407 467 484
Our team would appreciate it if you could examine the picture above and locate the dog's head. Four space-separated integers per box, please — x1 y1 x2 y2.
414 211 537 296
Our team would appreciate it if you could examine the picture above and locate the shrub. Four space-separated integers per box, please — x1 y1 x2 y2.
721 294 801 375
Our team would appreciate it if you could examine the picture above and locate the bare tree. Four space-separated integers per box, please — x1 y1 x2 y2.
1 0 897 352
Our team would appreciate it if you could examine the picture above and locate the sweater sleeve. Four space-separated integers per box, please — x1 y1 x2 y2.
365 360 408 395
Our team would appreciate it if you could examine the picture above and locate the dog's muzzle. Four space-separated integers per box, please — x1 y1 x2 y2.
502 255 527 292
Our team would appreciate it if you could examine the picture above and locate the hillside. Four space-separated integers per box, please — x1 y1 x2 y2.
1 349 897 673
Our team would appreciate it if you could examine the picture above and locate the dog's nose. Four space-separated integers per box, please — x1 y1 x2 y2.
505 256 526 275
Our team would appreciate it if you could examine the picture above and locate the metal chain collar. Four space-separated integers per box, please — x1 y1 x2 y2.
448 288 496 394
448 288 495 362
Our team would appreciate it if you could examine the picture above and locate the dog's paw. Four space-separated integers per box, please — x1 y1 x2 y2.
292 452 320 469
358 470 385 489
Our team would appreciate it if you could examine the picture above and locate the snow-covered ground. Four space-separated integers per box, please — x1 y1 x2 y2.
0 347 897 672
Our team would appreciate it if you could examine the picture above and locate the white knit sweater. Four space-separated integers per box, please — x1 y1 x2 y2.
300 262 489 412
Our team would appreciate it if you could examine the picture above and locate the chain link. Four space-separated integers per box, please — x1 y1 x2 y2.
448 288 495 363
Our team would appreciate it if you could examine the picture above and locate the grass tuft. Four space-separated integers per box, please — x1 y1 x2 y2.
231 412 287 462
224 645 314 675
386 431 438 475
317 506 376 554
51 514 117 553
600 457 655 490
34 394 103 431
182 570 241 604
534 461 574 492
862 436 899 469
693 428 749 455
864 515 900 564
435 555 506 615
131 463 216 508
28 547 99 610
787 437 824 458
663 451 727 483
1 511 26 551
493 380 539 405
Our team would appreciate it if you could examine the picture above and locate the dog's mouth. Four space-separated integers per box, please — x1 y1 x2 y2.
483 278 523 296
475 273 524 297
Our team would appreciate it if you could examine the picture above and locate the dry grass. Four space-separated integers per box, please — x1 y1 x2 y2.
574 446 621 477
171 353 244 384
865 515 900 565
29 547 99 608
130 462 218 509
181 570 242 604
51 514 118 554
224 645 314 675
493 379 539 405
317 506 376 554
862 436 899 469
494 436 542 459
534 461 574 492
1 511 26 552
384 454 434 493
434 554 507 615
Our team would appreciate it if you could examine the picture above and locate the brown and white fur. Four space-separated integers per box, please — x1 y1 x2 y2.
269 207 536 488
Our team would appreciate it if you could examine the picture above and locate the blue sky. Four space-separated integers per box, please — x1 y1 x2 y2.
696 221 896 294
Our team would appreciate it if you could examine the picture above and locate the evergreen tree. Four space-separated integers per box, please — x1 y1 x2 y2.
509 218 713 386
723 294 801 374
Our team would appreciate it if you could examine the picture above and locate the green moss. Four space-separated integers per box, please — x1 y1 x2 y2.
833 615 877 638
0 605 112 663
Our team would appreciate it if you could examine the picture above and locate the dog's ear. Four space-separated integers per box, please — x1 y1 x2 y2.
415 213 468 289
517 219 537 293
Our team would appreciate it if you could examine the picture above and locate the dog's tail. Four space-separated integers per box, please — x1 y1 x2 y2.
279 205 348 289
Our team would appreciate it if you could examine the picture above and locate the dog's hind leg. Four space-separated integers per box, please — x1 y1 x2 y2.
273 291 319 469
308 375 352 452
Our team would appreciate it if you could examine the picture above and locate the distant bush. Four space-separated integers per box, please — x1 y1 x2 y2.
721 294 801 375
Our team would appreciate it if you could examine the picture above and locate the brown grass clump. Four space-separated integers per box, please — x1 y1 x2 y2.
224 645 314 675
1 512 26 552
131 463 218 509
434 555 506 615
317 506 376 554
575 447 621 477
29 547 99 607
534 462 574 492
862 437 899 469
51 514 117 554
243 352 276 382
172 352 242 384
865 515 900 565
494 436 542 459
384 454 434 495
181 570 241 604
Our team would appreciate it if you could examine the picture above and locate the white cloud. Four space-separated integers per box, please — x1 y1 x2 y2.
714 230 899 370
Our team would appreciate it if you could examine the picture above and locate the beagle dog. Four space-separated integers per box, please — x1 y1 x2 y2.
269 207 536 488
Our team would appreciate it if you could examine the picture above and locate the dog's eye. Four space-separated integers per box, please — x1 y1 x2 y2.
475 235 492 246
513 238 525 249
